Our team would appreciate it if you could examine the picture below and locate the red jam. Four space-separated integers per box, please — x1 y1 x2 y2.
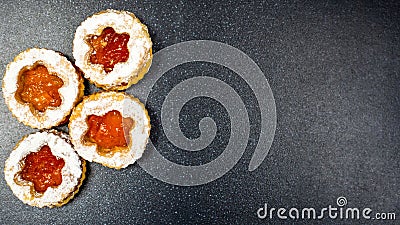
16 64 64 112
87 27 130 73
85 110 134 154
20 145 65 193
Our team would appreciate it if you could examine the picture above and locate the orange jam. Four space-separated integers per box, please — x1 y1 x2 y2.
20 145 65 193
85 110 134 153
16 64 64 112
87 27 130 73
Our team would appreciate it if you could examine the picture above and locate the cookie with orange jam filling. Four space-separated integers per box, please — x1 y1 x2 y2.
4 130 86 208
73 9 153 90
68 91 150 169
2 48 84 129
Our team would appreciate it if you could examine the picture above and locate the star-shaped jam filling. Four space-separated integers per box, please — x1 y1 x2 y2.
86 27 130 73
16 63 64 112
85 110 135 155
20 145 65 193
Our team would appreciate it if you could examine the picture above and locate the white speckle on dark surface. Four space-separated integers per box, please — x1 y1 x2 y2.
0 0 399 224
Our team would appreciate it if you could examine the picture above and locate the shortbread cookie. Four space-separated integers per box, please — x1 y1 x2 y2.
69 91 150 169
4 130 86 208
2 48 84 129
73 9 152 90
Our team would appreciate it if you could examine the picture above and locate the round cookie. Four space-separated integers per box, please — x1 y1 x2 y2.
2 48 84 129
73 9 153 90
4 130 86 208
69 91 150 169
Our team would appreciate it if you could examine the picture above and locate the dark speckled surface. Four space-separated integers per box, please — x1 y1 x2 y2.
0 0 399 224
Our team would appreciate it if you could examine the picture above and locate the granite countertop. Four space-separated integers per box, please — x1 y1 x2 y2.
0 0 399 224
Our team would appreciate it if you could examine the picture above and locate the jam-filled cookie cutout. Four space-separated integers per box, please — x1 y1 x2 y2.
73 9 153 90
2 48 84 129
16 63 64 113
85 110 135 156
69 91 150 169
17 145 65 194
86 27 130 73
4 130 85 208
